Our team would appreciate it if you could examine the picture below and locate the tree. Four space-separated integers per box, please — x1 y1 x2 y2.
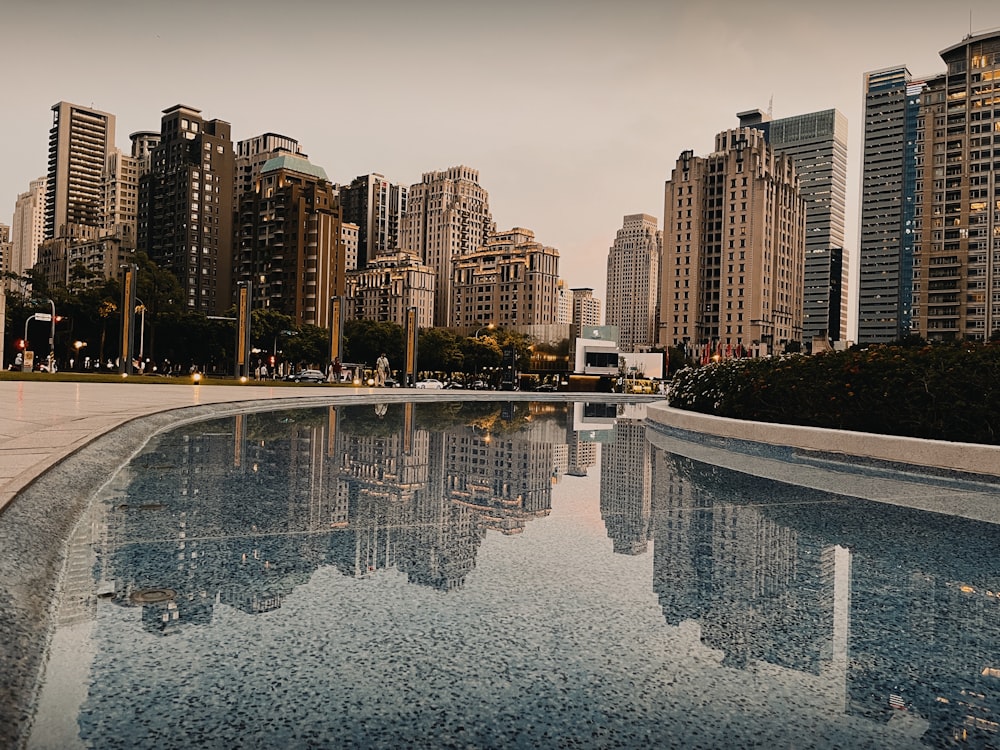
418 328 463 373
283 324 329 368
459 335 502 375
344 319 404 367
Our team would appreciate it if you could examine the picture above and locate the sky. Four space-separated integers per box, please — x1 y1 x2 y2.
4 0 1000 334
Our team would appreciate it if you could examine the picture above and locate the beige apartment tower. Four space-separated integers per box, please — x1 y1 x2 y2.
606 214 662 352
10 177 46 285
661 127 806 355
400 166 494 327
45 102 116 239
451 228 560 329
345 249 436 328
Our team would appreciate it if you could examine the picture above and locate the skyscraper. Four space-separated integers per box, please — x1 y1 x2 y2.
399 166 494 327
141 105 235 315
45 102 116 239
661 127 806 355
338 174 408 270
857 67 923 343
739 108 849 346
236 153 344 327
10 176 46 286
605 214 661 352
911 30 1000 342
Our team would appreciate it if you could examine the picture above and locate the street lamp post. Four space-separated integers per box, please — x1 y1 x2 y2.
474 323 495 339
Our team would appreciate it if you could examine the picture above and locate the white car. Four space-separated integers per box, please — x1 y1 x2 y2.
414 378 444 389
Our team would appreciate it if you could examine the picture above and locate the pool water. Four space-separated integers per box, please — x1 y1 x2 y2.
26 400 1000 749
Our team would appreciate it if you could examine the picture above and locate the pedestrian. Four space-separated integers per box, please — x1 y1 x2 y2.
376 353 390 386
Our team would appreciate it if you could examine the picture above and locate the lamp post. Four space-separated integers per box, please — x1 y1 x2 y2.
474 323 495 339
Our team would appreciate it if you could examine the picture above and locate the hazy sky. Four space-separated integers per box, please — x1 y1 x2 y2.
4 0 1000 327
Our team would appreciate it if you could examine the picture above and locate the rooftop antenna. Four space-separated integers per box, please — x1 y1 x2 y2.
767 95 773 118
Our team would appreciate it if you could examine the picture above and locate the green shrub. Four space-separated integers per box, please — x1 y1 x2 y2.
668 343 1000 445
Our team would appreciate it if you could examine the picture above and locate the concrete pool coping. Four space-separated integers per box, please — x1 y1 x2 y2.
645 402 1000 481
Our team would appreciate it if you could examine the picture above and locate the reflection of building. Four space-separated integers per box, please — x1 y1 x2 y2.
650 452 838 673
599 408 650 555
445 427 554 536
648 440 1000 744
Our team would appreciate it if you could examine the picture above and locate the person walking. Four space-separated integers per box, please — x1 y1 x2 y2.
376 353 390 386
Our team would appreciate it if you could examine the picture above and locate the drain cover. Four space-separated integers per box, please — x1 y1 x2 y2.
130 588 176 604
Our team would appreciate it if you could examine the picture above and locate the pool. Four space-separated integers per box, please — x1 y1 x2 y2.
12 399 1000 748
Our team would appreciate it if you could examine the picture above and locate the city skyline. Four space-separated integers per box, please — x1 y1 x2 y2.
4 1 1000 337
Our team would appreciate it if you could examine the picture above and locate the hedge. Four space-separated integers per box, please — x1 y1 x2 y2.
668 344 1000 445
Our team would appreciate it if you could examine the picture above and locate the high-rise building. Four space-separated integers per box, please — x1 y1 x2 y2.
141 105 235 315
605 214 661 352
857 67 924 343
45 102 116 240
451 227 560 329
555 279 572 325
234 133 303 211
338 174 408 270
235 153 344 327
10 177 46 285
661 127 806 355
400 166 494 327
345 249 435 328
571 288 602 330
738 108 849 346
911 30 1000 342
0 224 11 280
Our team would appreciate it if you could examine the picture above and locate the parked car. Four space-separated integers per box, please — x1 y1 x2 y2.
469 380 489 390
444 381 465 389
534 383 558 392
415 378 444 389
290 369 326 383
383 377 400 388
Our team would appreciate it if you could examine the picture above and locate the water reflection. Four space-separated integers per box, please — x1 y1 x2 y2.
38 400 1000 748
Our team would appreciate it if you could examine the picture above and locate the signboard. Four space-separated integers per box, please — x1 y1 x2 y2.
328 296 343 365
34 312 52 322
404 306 418 386
120 264 137 375
236 283 251 372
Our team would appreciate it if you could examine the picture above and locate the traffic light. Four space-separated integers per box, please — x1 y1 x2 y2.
269 356 275 366
15 339 25 350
